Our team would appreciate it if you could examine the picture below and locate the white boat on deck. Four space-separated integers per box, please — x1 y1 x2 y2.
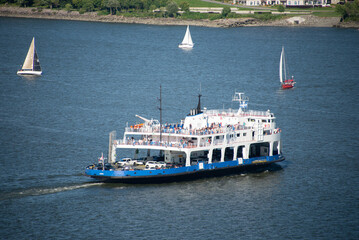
178 25 194 49
17 37 42 76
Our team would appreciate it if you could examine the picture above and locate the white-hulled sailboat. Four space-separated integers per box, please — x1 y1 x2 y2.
279 46 295 89
17 37 42 76
178 25 194 49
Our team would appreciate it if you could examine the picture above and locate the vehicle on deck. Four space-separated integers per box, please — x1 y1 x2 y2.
115 158 144 167
145 161 166 169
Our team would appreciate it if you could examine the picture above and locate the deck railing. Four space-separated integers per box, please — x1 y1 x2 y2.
204 109 272 117
114 129 280 150
115 139 197 149
125 124 252 136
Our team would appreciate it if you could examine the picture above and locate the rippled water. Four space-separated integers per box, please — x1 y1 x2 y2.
0 17 358 239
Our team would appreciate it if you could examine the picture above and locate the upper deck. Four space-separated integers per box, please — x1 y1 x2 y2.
125 123 251 136
115 92 280 150
106 92 283 165
203 109 274 118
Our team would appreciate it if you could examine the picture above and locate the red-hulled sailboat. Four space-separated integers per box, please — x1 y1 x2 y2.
279 46 295 89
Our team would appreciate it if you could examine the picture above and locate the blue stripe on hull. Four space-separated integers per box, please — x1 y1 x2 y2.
85 154 285 183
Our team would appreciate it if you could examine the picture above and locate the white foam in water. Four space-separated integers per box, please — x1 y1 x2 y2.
3 183 105 200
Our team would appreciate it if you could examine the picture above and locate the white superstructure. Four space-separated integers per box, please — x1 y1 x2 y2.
108 92 282 168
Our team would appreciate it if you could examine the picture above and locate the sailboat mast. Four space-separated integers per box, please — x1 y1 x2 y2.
283 48 287 80
186 26 190 43
32 38 36 71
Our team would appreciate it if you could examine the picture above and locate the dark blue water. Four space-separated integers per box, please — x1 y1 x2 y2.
1 17 359 239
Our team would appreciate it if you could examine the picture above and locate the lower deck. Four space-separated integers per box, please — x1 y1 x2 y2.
85 154 285 183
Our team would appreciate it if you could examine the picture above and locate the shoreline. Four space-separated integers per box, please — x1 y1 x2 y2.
1 6 357 28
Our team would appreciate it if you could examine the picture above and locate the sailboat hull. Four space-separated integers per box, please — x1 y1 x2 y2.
17 70 42 76
281 79 295 89
281 84 294 89
178 43 193 49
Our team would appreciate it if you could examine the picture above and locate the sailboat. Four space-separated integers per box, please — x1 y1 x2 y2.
17 37 42 76
178 25 194 49
279 46 295 89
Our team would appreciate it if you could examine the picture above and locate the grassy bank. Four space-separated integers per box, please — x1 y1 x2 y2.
172 0 223 7
0 1 347 25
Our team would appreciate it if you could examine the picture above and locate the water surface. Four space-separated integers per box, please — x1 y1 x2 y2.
0 17 358 239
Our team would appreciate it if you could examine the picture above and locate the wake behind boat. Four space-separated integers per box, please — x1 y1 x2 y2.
85 90 285 183
17 37 42 76
178 25 194 49
279 46 295 89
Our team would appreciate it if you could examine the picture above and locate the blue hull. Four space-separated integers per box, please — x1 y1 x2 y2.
85 155 285 184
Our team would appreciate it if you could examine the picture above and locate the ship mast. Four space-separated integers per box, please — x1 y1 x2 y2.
232 92 249 113
197 83 202 114
159 85 162 144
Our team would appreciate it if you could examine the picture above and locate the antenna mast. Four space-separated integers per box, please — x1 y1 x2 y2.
197 83 202 114
159 85 162 144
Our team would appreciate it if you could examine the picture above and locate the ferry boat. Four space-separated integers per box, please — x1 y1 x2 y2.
85 91 285 183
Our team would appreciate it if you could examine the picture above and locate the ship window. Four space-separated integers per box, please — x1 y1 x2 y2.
237 133 240 137
225 147 234 161
262 119 267 123
243 133 247 136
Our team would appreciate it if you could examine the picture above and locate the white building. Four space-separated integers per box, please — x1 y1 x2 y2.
239 0 330 6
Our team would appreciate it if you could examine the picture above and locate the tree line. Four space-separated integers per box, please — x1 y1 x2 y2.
2 0 187 14
2 0 281 20
335 0 359 22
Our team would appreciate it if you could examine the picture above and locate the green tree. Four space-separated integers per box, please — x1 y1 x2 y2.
118 0 128 10
49 0 59 9
132 0 143 10
93 0 102 9
179 1 189 13
166 1 178 17
277 5 285 13
65 3 72 11
336 0 359 21
82 0 94 11
104 0 120 14
221 6 230 17
149 4 157 12
141 0 150 11
72 0 82 8
17 0 32 7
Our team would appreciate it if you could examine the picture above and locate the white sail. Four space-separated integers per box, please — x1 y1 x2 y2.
279 46 289 83
179 25 194 49
17 37 42 76
279 46 296 89
283 47 287 81
279 47 283 83
22 37 35 70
